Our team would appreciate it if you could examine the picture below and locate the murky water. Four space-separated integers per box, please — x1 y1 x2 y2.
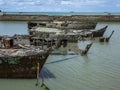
0 21 28 36
0 22 120 90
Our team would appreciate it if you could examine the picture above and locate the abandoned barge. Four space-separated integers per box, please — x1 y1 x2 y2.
0 45 50 78
90 26 108 37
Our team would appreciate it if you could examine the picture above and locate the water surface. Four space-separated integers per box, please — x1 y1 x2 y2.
0 22 120 90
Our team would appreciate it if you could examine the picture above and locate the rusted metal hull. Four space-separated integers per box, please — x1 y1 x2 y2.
92 26 108 37
0 51 49 78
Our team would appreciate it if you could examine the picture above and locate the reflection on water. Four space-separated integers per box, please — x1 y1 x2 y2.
83 55 90 63
46 55 78 64
0 22 120 90
40 67 56 79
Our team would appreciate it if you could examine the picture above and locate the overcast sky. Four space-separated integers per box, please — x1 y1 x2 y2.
0 0 120 12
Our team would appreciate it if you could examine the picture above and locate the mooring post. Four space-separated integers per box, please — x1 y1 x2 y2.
36 62 40 86
81 42 93 55
106 30 114 42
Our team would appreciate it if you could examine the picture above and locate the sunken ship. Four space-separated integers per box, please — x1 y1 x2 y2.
0 35 50 78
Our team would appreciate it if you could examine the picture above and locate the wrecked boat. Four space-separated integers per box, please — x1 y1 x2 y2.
0 45 50 78
80 26 108 38
90 26 108 37
80 42 93 55
67 41 93 55
99 30 114 42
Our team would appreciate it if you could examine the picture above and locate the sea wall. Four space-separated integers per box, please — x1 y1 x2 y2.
0 14 120 22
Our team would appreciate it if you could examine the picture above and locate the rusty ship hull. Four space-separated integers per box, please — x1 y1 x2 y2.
0 49 50 78
91 26 108 37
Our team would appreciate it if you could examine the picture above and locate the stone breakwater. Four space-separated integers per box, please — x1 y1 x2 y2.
0 14 120 22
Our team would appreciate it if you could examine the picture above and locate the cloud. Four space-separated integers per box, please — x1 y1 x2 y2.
82 0 106 5
0 0 106 7
116 4 120 7
116 0 120 7
10 2 35 5
0 0 4 5
0 0 120 12
8 0 41 5
61 0 106 6
61 0 72 5
2 0 56 6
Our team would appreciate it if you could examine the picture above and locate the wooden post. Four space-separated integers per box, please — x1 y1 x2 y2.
42 39 44 49
36 62 40 86
81 42 93 55
106 30 114 42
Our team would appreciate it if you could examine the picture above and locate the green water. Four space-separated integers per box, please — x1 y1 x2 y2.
1 12 120 15
0 21 28 36
0 22 120 90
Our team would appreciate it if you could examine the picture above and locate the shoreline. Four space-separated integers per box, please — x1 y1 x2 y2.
1 12 120 15
0 13 120 22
